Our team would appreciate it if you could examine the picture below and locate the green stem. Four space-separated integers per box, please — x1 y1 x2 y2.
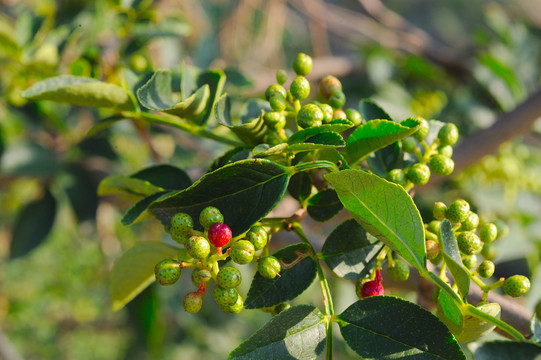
293 160 339 173
465 304 526 341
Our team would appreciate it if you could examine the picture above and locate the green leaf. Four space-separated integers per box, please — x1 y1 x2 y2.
346 118 421 164
149 159 293 235
471 340 541 360
194 69 226 125
287 120 353 144
532 314 541 343
131 164 192 191
209 146 254 171
110 242 179 311
215 95 269 145
254 133 345 157
440 219 470 299
306 188 343 222
228 305 326 360
287 172 312 201
10 188 56 259
455 303 500 343
131 18 192 38
122 191 169 226
325 169 426 273
359 99 392 121
321 219 384 280
0 142 59 177
338 296 465 360
21 75 133 109
65 164 99 223
436 290 465 335
98 174 164 198
367 142 401 177
136 70 210 119
245 243 317 309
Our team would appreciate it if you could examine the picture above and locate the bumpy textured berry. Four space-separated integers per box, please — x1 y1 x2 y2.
406 163 431 185
446 199 470 223
213 285 239 307
199 206 224 229
230 240 255 265
387 260 410 281
171 213 193 238
191 268 212 286
457 232 483 255
297 103 324 129
479 223 498 244
386 168 406 186
246 225 268 250
429 154 455 176
433 202 447 221
220 294 244 314
265 84 287 101
276 69 287 85
264 111 286 131
503 275 530 297
413 118 429 141
154 259 181 286
427 220 441 234
293 52 313 76
438 145 453 158
357 270 384 298
318 103 333 123
460 212 480 231
481 243 497 260
462 254 477 270
401 137 417 153
183 292 203 314
186 235 211 259
426 240 440 260
216 266 242 289
319 75 342 100
208 222 232 248
258 256 281 279
438 123 459 146
269 94 287 112
477 260 495 278
290 76 310 100
344 108 362 126
328 91 346 109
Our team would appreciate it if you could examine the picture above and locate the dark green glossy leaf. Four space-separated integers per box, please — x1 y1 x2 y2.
287 120 353 144
318 149 350 170
367 142 401 178
228 305 326 360
321 219 384 280
306 188 343 222
209 146 254 171
440 219 470 299
216 95 269 145
131 164 192 191
21 75 133 109
245 243 317 309
149 159 293 235
223 67 253 89
359 99 392 121
194 69 226 125
325 169 426 272
122 191 169 226
339 296 465 360
287 172 312 201
471 340 541 360
10 188 56 259
0 142 59 177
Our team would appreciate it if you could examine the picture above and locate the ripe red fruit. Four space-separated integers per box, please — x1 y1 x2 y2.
361 270 384 298
208 223 232 248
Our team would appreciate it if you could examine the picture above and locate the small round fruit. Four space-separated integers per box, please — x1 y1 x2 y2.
171 213 193 237
297 103 324 129
319 75 342 100
406 163 431 185
429 154 455 176
199 206 224 229
276 69 288 85
477 260 495 278
183 292 203 314
433 202 447 221
154 259 181 286
438 123 459 146
386 168 406 186
293 52 313 76
446 199 470 224
191 268 212 286
460 212 480 231
221 294 244 314
318 103 333 123
258 256 281 279
344 108 362 126
438 145 453 158
186 236 211 259
413 118 429 141
208 223 233 248
387 260 410 281
264 111 286 130
457 232 483 255
328 90 346 109
462 254 478 270
230 240 255 265
216 266 242 289
481 243 497 260
213 285 239 307
265 84 287 101
269 94 287 112
427 220 441 234
503 275 530 298
479 223 498 244
426 240 440 260
290 76 310 100
357 279 384 298
246 225 268 250
401 137 417 153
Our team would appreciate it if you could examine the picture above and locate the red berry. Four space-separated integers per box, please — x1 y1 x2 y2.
208 223 232 248
360 279 384 298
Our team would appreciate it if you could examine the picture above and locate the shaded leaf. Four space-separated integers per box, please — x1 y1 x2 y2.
131 164 192 191
367 142 401 178
65 163 99 222
216 95 268 145
122 191 170 226
287 172 312 201
471 340 541 360
359 99 392 121
287 120 353 144
532 314 541 343
306 188 343 222
0 142 59 177
209 146 254 171
98 174 164 198
455 303 500 343
440 219 470 299
194 69 226 125
254 133 344 157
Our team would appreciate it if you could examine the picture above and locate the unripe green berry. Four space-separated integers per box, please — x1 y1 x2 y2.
297 103 324 129
493 219 509 238
216 266 242 289
171 213 193 238
427 220 441 235
264 111 286 131
213 285 239 307
265 84 287 101
183 292 203 313
154 259 181 286
462 254 478 270
319 75 342 100
460 212 480 231
406 163 431 185
293 53 313 76
191 268 212 286
438 145 453 158
230 240 255 265
258 256 281 279
433 202 448 221
387 260 410 281
477 260 495 278
269 94 287 112
479 223 498 244
333 109 347 120
328 91 346 109
220 293 244 314
446 199 470 224
438 123 459 146
429 154 455 176
199 206 224 229
318 103 333 123
386 168 406 186
290 76 310 100
246 225 268 250
457 232 483 255
344 108 362 126
503 275 530 297
413 118 429 141
426 240 440 260
276 69 288 85
481 243 497 260
186 235 211 259
401 137 417 153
